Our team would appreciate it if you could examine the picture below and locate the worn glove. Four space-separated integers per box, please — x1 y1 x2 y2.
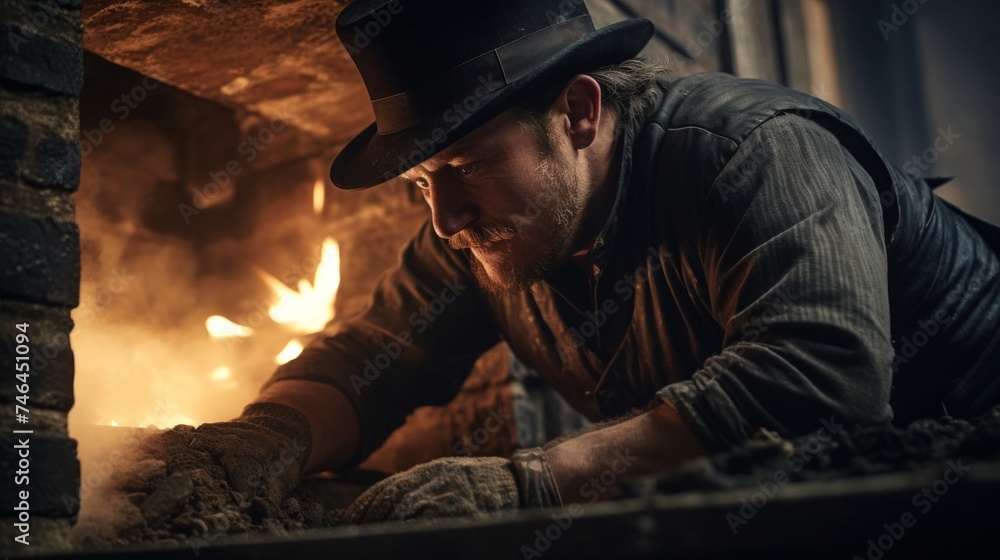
342 448 562 523
72 402 314 548
137 401 312 503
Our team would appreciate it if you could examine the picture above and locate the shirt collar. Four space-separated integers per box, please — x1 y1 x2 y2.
585 120 637 272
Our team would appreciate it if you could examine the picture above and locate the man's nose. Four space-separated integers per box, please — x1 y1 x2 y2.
426 182 478 239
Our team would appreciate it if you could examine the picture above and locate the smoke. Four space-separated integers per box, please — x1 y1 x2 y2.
68 119 312 514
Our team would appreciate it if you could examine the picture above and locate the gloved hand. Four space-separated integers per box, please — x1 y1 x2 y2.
137 402 313 504
72 402 314 548
342 448 562 523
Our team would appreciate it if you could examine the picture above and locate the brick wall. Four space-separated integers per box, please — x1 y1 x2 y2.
0 0 83 554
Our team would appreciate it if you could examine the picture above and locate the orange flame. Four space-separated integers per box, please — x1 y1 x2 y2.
194 237 340 404
276 340 304 364
314 178 325 215
211 366 232 381
258 238 340 334
205 315 254 338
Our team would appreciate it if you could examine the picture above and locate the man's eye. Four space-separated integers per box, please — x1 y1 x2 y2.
413 178 429 189
456 163 478 178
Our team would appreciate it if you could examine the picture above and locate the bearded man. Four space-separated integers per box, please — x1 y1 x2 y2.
157 0 1000 521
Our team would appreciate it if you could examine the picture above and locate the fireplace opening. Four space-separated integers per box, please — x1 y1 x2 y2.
68 48 517 543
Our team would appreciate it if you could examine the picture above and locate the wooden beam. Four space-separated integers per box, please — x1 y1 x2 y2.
723 0 783 83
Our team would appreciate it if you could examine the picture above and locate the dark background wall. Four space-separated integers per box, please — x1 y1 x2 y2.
831 0 1000 223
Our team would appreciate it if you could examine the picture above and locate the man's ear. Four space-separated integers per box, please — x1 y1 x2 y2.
552 75 603 150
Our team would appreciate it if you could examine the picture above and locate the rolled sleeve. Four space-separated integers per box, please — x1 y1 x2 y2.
658 114 895 452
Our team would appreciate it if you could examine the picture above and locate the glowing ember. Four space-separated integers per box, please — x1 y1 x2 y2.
211 366 232 381
141 413 197 429
257 238 340 334
100 411 197 429
313 178 325 215
276 340 304 364
205 315 254 338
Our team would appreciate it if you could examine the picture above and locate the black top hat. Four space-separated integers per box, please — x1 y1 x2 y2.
329 0 654 190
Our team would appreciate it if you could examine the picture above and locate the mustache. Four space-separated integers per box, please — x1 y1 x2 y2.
448 224 517 250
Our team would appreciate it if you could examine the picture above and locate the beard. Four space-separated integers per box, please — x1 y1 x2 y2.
449 148 588 296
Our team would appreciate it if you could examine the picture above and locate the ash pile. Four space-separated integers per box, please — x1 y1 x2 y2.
619 405 1000 497
71 425 349 552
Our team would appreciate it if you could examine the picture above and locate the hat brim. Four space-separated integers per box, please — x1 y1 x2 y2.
329 18 655 190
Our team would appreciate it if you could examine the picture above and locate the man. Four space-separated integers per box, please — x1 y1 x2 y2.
158 0 1000 522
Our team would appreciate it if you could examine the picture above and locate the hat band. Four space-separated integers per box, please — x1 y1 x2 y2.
371 15 596 135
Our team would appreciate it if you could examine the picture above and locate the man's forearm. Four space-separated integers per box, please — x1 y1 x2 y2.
543 400 706 503
255 379 361 473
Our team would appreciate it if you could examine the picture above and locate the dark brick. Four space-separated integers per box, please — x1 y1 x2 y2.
0 22 82 95
0 434 79 517
31 136 80 190
0 183 76 222
0 209 79 307
0 116 29 180
0 302 75 411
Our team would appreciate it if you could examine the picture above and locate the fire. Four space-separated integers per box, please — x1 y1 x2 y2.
314 178 325 215
200 237 339 388
141 412 197 429
258 237 339 362
88 222 331 427
210 365 238 392
276 340 304 364
211 366 232 381
205 315 254 338
256 238 340 334
100 408 197 429
79 200 343 435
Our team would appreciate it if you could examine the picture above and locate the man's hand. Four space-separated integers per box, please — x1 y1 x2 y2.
73 402 314 548
255 380 361 473
136 402 312 504
342 449 562 523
